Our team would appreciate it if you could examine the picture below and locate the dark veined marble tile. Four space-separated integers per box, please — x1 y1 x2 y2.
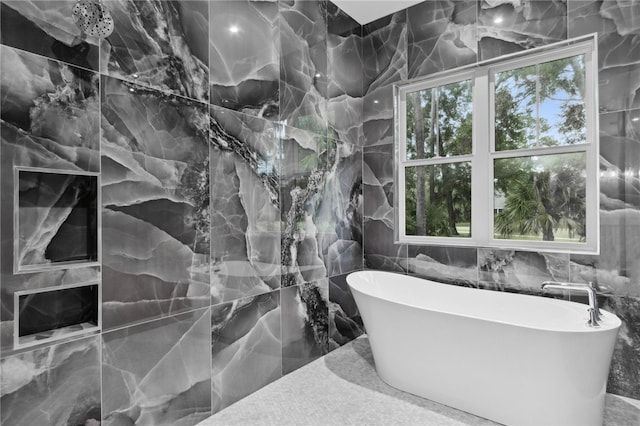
361 11 406 148
281 280 329 374
362 144 407 272
478 0 567 61
327 1 363 146
478 249 570 296
601 295 640 399
599 109 640 211
0 1 100 71
101 0 209 102
0 335 101 425
408 245 478 287
211 291 281 414
407 0 477 79
569 0 640 113
329 273 363 350
279 0 328 135
209 106 281 304
0 267 100 352
570 209 640 299
0 45 100 172
363 85 396 147
280 126 333 287
101 75 210 330
320 141 363 277
362 10 407 93
102 308 212 425
209 0 279 120
282 131 363 286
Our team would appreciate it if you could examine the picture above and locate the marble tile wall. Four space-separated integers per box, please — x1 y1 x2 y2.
361 0 640 401
1 1 364 424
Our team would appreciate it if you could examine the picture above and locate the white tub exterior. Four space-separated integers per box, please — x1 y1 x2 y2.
347 270 621 426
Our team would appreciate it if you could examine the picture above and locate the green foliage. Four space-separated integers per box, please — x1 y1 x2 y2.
406 54 587 242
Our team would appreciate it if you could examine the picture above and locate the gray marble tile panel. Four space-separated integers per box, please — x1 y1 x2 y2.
362 11 407 93
407 0 478 79
568 0 640 113
280 126 332 287
478 0 567 61
0 1 100 71
281 125 363 286
570 210 640 298
478 249 570 296
279 0 328 135
601 295 640 400
281 280 329 375
0 45 100 172
101 75 210 330
361 11 406 148
211 290 281 414
362 144 407 272
101 0 209 102
408 246 478 287
327 2 363 146
363 85 396 148
209 106 281 304
599 109 640 211
328 273 363 350
102 308 212 426
0 335 101 425
209 0 279 120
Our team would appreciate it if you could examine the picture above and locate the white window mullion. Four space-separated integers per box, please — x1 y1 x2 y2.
472 69 491 244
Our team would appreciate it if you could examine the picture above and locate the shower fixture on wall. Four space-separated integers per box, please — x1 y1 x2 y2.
72 0 114 38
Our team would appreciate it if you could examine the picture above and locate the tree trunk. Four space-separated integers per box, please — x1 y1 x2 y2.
428 91 437 203
411 91 426 235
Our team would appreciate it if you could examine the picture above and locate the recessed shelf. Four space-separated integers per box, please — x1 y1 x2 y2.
14 167 99 273
15 282 100 349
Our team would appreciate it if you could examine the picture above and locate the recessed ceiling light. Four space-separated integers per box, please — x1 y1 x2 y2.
494 16 503 24
229 25 240 34
632 117 640 122
373 100 379 104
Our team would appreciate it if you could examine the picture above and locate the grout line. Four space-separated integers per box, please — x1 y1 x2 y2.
101 305 211 337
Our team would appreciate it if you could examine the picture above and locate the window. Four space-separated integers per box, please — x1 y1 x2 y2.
395 35 599 253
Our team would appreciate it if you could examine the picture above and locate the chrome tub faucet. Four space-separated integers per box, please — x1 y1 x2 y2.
541 281 602 327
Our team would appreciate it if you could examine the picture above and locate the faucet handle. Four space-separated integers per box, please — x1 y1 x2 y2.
587 282 603 318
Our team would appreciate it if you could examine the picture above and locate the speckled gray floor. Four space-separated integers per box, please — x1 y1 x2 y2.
198 336 640 426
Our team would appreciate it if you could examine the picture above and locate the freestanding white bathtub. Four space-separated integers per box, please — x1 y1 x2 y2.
347 270 621 426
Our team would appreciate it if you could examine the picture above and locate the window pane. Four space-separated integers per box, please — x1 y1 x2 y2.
406 80 472 160
538 55 586 146
493 153 586 242
495 65 537 151
495 55 586 151
405 162 471 237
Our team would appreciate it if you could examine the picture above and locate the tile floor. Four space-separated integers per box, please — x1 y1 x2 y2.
198 336 640 426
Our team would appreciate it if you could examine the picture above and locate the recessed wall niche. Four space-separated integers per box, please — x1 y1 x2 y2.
14 168 99 273
14 282 100 348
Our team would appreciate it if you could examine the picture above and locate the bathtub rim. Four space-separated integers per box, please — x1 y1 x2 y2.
346 270 621 334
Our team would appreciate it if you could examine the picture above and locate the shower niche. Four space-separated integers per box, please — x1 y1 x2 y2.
10 166 101 348
15 282 100 348
14 167 100 273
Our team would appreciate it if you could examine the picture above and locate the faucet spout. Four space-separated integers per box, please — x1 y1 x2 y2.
541 281 602 327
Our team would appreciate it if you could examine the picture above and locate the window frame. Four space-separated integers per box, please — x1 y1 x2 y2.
394 34 599 254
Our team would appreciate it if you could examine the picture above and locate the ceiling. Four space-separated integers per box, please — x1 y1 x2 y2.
332 0 424 25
